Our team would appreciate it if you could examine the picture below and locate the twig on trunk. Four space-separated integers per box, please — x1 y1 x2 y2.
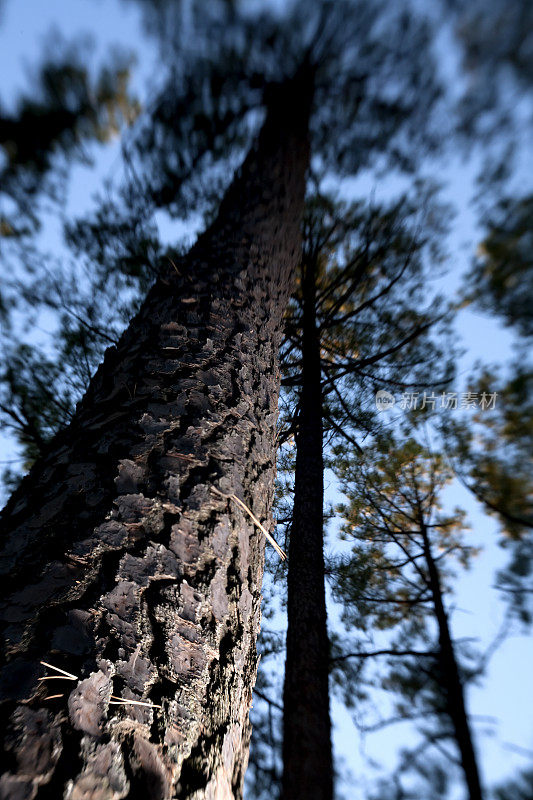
211 487 287 560
39 661 78 680
109 695 162 709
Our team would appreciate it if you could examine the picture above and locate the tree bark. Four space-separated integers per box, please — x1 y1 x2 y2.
421 525 484 800
0 76 310 800
281 256 333 800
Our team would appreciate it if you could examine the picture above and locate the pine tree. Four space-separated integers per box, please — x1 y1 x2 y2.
332 436 484 800
280 188 452 799
1 3 445 796
244 188 452 798
0 74 311 799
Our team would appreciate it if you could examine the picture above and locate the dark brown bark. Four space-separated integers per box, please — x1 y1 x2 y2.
0 77 310 800
281 257 333 800
421 525 484 800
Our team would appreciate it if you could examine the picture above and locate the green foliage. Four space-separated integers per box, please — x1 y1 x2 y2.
468 195 533 337
329 433 481 795
453 0 533 142
0 54 145 491
332 435 474 627
449 192 533 622
445 365 533 538
457 0 533 93
0 0 452 500
0 344 76 492
120 0 443 218
0 36 139 232
444 363 533 623
280 187 454 447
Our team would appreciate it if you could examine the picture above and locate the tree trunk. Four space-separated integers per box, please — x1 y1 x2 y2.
0 76 310 800
281 256 333 800
421 526 484 800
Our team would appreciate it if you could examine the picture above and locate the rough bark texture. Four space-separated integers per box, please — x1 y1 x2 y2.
0 78 310 800
281 258 333 800
422 526 484 800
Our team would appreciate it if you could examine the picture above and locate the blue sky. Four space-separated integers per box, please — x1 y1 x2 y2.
0 1 532 797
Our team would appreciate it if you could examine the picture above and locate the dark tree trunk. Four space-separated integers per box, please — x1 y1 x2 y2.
0 77 310 800
281 257 333 800
421 526 484 800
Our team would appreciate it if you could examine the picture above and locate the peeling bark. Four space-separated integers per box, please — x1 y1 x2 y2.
0 76 310 800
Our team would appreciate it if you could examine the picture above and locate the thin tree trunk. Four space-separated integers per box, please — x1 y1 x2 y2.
421 525 484 800
0 76 310 800
282 256 333 800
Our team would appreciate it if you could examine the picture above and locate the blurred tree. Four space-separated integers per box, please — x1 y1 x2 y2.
0 36 140 236
245 187 453 799
437 0 533 213
279 188 451 800
443 194 533 621
494 768 533 800
452 0 533 137
331 436 484 800
0 38 141 495
444 366 533 539
467 195 533 338
119 0 441 218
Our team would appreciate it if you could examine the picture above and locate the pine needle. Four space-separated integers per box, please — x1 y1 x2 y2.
109 695 161 709
211 487 287 560
39 661 78 680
